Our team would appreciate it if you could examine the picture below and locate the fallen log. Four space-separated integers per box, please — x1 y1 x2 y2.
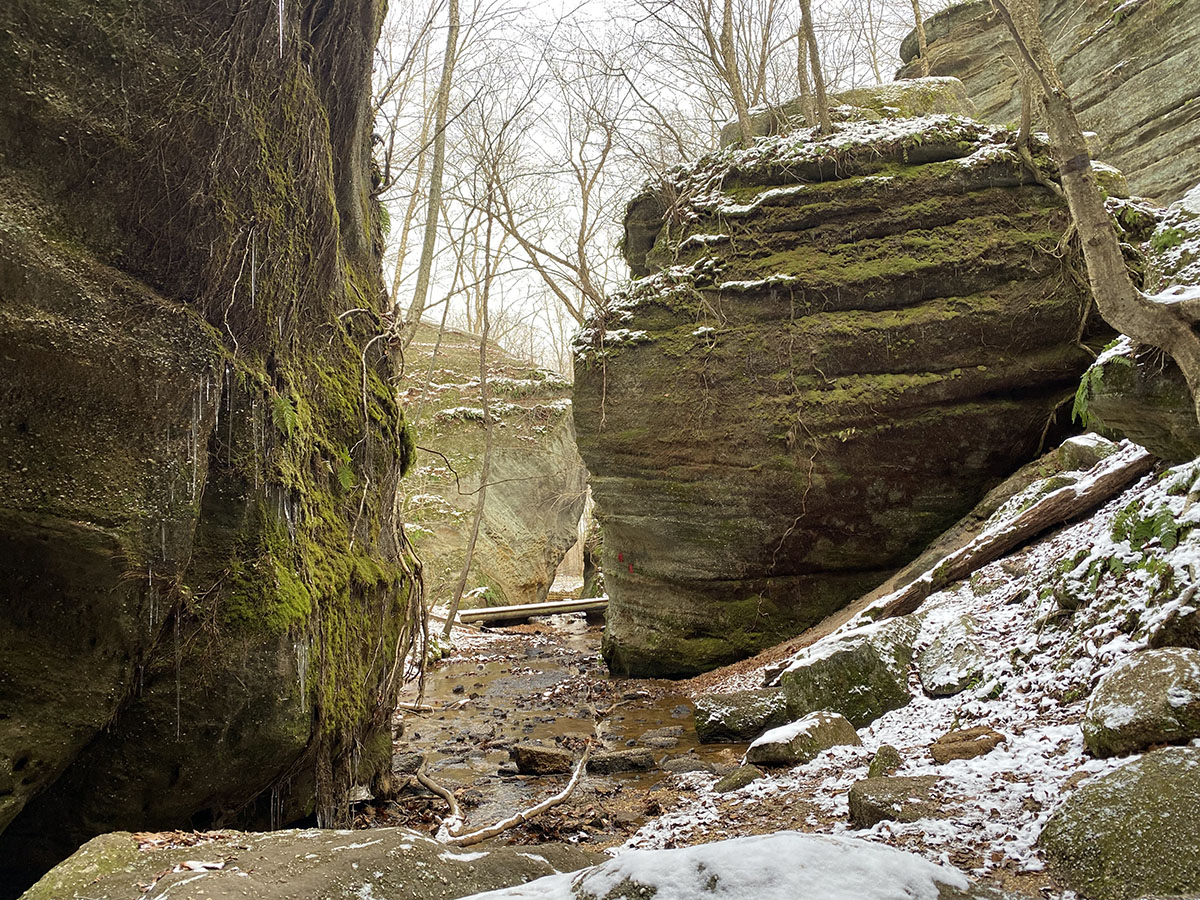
457 597 607 625
868 441 1156 620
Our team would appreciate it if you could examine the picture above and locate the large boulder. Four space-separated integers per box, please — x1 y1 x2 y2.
20 828 599 900
400 325 587 607
0 0 419 886
459 831 984 900
898 0 1200 203
745 711 861 767
1039 748 1200 900
574 116 1097 677
777 616 921 727
1082 647 1200 757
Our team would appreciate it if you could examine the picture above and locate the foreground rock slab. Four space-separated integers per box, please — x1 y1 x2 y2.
457 831 998 900
694 688 791 743
21 828 599 900
1039 748 1200 900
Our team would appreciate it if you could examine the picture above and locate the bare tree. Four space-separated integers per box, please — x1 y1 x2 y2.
909 0 929 76
992 0 1200 419
798 0 831 132
402 0 460 349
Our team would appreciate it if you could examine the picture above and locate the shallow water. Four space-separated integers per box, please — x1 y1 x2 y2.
389 615 739 835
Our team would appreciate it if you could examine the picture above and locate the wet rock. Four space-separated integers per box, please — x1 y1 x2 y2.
778 617 920 727
662 756 715 775
21 827 599 900
694 689 791 743
848 776 944 828
919 616 984 697
745 711 861 767
637 726 684 749
867 745 902 779
930 727 1005 764
588 749 655 775
1082 648 1200 758
1039 748 1200 900
713 765 766 793
509 743 575 775
392 752 424 776
576 116 1094 678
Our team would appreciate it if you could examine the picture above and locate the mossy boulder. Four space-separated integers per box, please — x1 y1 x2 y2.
1039 748 1200 900
919 615 983 697
1082 648 1200 757
0 0 419 885
20 828 599 900
575 116 1097 677
694 688 792 743
745 711 861 767
777 617 920 727
848 775 945 828
400 324 587 607
718 77 976 147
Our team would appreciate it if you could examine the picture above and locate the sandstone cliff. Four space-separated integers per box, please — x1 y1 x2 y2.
401 325 587 608
0 0 418 885
574 112 1098 677
897 0 1200 203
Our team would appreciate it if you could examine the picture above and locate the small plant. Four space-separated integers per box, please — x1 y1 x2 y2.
1151 226 1185 252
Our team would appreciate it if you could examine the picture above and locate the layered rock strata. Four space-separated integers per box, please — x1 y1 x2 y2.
897 0 1200 203
400 324 587 607
0 0 418 885
574 114 1097 677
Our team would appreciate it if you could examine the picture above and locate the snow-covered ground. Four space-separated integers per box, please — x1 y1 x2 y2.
619 450 1200 883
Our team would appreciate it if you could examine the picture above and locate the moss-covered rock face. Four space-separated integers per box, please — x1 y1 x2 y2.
1082 647 1200 757
400 324 587 607
576 116 1096 677
0 0 419 881
1039 748 1200 900
898 0 1200 203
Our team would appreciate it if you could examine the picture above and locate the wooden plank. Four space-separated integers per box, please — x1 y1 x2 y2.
458 597 608 625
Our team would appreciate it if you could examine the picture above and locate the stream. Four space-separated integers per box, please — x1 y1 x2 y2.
364 614 743 847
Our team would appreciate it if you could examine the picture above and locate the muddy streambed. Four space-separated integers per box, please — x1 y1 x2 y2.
365 614 742 847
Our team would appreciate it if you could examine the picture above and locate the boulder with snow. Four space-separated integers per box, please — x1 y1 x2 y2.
778 616 920 727
1082 647 1200 758
868 745 903 778
1039 748 1200 900
919 615 984 697
459 831 986 900
713 764 765 793
694 688 791 743
745 711 861 767
848 775 945 829
576 116 1096 677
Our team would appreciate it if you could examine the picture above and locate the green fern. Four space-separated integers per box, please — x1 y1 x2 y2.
272 393 298 437
337 461 357 491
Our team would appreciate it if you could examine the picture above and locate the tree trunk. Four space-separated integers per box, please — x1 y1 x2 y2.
992 0 1200 419
798 0 831 133
401 0 459 350
721 0 754 146
442 186 496 640
796 27 815 125
910 0 929 77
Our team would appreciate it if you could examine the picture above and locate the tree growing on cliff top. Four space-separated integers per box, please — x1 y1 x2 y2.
991 0 1200 423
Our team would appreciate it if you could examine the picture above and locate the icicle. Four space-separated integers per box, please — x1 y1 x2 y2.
251 235 257 309
277 0 284 58
175 611 182 740
295 640 310 714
